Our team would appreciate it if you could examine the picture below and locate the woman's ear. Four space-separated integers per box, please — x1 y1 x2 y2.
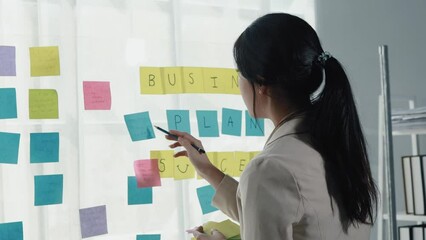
257 85 269 96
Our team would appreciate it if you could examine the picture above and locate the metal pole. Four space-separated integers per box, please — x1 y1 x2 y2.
379 45 397 240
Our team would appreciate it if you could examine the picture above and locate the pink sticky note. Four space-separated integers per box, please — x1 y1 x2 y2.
83 81 111 110
134 159 161 188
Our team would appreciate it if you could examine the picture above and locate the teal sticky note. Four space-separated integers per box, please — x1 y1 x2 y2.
34 174 63 206
222 108 242 136
30 132 59 163
136 234 161 240
128 176 153 205
196 110 219 137
196 185 218 214
166 110 190 133
0 221 23 240
0 88 17 119
124 112 155 141
0 132 20 164
245 111 264 136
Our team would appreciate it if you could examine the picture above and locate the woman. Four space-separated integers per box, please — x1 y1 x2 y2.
167 13 377 240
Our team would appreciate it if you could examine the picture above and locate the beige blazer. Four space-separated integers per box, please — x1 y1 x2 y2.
212 117 371 240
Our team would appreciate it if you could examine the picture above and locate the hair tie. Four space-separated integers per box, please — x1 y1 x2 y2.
317 51 332 67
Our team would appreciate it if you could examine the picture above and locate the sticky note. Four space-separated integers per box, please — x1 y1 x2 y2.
0 46 16 76
234 152 251 177
29 89 59 119
245 111 264 136
0 132 20 164
137 234 161 240
83 81 111 110
203 220 240 239
222 108 242 136
196 185 219 214
140 67 164 94
30 132 59 163
174 156 195 180
162 67 184 94
166 110 190 133
34 174 63 206
196 110 219 137
222 68 240 94
134 159 161 188
128 176 153 205
0 221 23 240
182 67 204 93
0 88 17 119
79 205 108 238
216 152 236 176
203 68 227 94
29 46 60 76
151 150 174 178
124 111 155 141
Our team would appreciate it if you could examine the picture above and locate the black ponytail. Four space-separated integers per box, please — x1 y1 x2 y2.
233 13 377 228
310 57 378 227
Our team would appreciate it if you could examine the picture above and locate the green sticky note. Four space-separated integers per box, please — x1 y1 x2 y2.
128 176 153 205
0 222 23 240
30 132 59 163
29 89 59 119
245 111 264 136
124 112 155 141
136 234 161 240
0 88 17 119
29 46 60 76
196 110 219 137
222 108 242 136
0 132 20 164
166 110 190 133
196 185 218 214
34 174 63 206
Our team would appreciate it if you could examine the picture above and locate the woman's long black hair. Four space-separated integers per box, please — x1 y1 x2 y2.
233 13 377 228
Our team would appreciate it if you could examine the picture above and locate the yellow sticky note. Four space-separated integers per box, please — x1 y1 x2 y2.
203 220 240 239
203 67 228 94
174 156 195 180
223 68 240 94
182 67 205 93
29 46 60 77
162 67 184 94
216 152 236 176
151 150 174 178
233 152 251 177
29 89 59 119
197 152 217 180
140 67 164 94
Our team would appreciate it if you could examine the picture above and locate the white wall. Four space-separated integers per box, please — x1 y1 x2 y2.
315 0 426 239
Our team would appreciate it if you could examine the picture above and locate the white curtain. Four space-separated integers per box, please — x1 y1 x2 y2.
0 0 315 239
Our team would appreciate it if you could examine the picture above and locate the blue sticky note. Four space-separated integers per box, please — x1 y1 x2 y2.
0 132 20 164
128 176 153 205
0 46 16 76
0 221 23 240
0 88 17 119
196 185 218 214
136 234 161 240
79 205 108 238
196 110 219 137
30 132 59 163
245 111 264 136
166 110 190 133
124 112 155 141
34 174 63 206
222 108 242 136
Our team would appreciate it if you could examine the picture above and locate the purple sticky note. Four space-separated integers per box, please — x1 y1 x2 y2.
79 205 108 238
134 159 161 188
83 81 112 110
0 46 16 76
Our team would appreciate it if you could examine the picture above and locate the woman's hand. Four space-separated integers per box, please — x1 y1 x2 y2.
186 226 226 240
166 130 225 188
